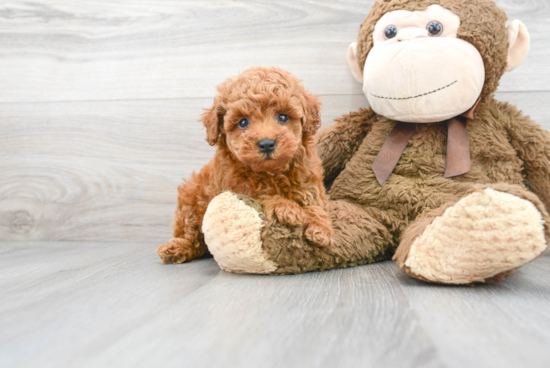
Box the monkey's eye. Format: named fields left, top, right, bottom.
left=238, top=118, right=250, bottom=129
left=384, top=25, right=397, bottom=39
left=277, top=114, right=290, bottom=124
left=427, top=21, right=443, bottom=36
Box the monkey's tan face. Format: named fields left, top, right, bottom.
left=363, top=5, right=485, bottom=123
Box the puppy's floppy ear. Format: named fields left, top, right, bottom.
left=300, top=93, right=322, bottom=137
left=201, top=101, right=225, bottom=146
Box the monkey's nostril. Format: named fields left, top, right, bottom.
left=258, top=139, right=276, bottom=154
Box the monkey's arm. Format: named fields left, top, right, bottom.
left=503, top=105, right=550, bottom=211
left=315, top=108, right=376, bottom=189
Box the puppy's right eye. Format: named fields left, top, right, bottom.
left=277, top=114, right=290, bottom=124
left=238, top=118, right=250, bottom=129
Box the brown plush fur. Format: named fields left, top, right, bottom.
left=223, top=0, right=550, bottom=281
left=314, top=98, right=550, bottom=281
left=157, top=67, right=332, bottom=263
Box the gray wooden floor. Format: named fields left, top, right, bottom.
left=1, top=242, right=550, bottom=368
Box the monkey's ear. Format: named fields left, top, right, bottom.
left=506, top=20, right=530, bottom=72
left=200, top=103, right=225, bottom=146
left=301, top=93, right=322, bottom=137
left=347, top=42, right=363, bottom=83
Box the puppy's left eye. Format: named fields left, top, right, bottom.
left=277, top=114, right=290, bottom=124
left=238, top=118, right=250, bottom=129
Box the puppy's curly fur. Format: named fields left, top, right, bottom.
left=157, top=67, right=332, bottom=264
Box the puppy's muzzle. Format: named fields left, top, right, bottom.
left=258, top=139, right=276, bottom=155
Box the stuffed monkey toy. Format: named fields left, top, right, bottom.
left=201, top=0, right=550, bottom=284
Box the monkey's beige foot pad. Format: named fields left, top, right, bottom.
left=203, top=192, right=277, bottom=274
left=405, top=188, right=547, bottom=284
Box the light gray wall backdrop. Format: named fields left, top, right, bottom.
left=1, top=0, right=549, bottom=242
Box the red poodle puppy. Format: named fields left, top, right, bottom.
left=157, top=67, right=332, bottom=264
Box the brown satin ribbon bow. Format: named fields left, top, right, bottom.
left=371, top=99, right=481, bottom=186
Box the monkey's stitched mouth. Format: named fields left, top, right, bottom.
left=371, top=80, right=458, bottom=101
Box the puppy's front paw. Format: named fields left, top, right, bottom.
left=302, top=205, right=333, bottom=246
left=264, top=200, right=306, bottom=226
left=157, top=238, right=194, bottom=264
left=305, top=221, right=333, bottom=247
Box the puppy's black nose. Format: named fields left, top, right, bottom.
left=258, top=139, right=276, bottom=154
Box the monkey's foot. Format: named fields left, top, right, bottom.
left=403, top=188, right=547, bottom=284
left=202, top=192, right=278, bottom=274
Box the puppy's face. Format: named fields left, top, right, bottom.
left=224, top=98, right=303, bottom=172
left=201, top=67, right=322, bottom=173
